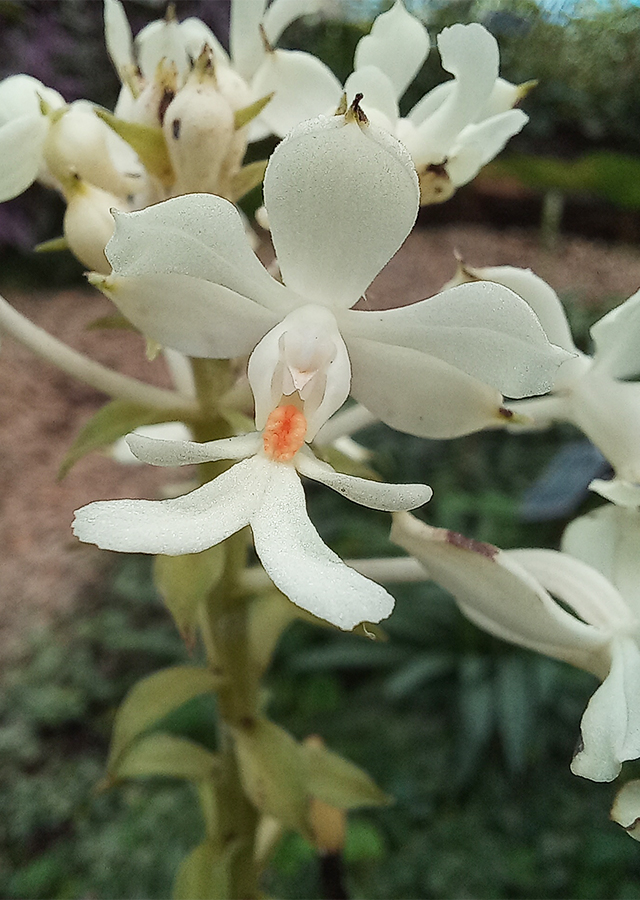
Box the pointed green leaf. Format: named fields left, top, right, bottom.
left=230, top=159, right=268, bottom=202
left=303, top=742, right=391, bottom=810
left=34, top=236, right=69, bottom=253
left=154, top=545, right=226, bottom=641
left=233, top=718, right=310, bottom=838
left=95, top=108, right=173, bottom=184
left=115, top=733, right=218, bottom=781
left=173, top=840, right=230, bottom=900
left=58, top=400, right=185, bottom=479
left=108, top=665, right=222, bottom=772
left=233, top=94, right=273, bottom=131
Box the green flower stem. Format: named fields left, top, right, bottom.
left=190, top=357, right=261, bottom=899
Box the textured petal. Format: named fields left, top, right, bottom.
left=107, top=194, right=296, bottom=315
left=73, top=456, right=269, bottom=555
left=571, top=637, right=640, bottom=781
left=104, top=0, right=134, bottom=77
left=296, top=450, right=432, bottom=510
left=446, top=109, right=528, bottom=186
left=591, top=288, right=640, bottom=380
left=354, top=0, right=429, bottom=100
left=0, top=115, right=47, bottom=201
left=342, top=280, right=569, bottom=398
left=112, top=422, right=192, bottom=465
left=96, top=272, right=278, bottom=358
left=562, top=504, right=640, bottom=620
left=264, top=114, right=419, bottom=309
left=509, top=547, right=634, bottom=633
left=126, top=432, right=261, bottom=466
left=344, top=66, right=399, bottom=131
left=412, top=24, right=499, bottom=164
left=250, top=463, right=395, bottom=629
left=391, top=514, right=610, bottom=674
left=251, top=49, right=342, bottom=137
left=346, top=335, right=507, bottom=439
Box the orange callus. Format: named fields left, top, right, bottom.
left=263, top=405, right=307, bottom=461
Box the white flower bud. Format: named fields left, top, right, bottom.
left=62, top=175, right=121, bottom=273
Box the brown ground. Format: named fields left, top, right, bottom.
left=1, top=223, right=640, bottom=660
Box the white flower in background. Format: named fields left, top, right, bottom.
left=0, top=74, right=140, bottom=204
left=73, top=302, right=433, bottom=631
left=392, top=504, right=640, bottom=782
left=449, top=264, right=640, bottom=506
left=92, top=107, right=567, bottom=442
left=251, top=1, right=529, bottom=202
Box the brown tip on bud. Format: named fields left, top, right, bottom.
left=446, top=530, right=498, bottom=560
left=193, top=45, right=217, bottom=83
left=334, top=92, right=347, bottom=116
left=345, top=93, right=368, bottom=127
left=418, top=163, right=455, bottom=205
left=259, top=22, right=273, bottom=53
left=165, top=2, right=177, bottom=23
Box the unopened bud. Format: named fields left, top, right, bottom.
left=130, top=59, right=178, bottom=129
left=62, top=175, right=120, bottom=273
left=417, top=163, right=455, bottom=206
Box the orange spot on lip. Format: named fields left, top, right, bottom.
left=263, top=405, right=307, bottom=462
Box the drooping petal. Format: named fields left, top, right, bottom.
left=342, top=280, right=570, bottom=398
left=446, top=109, right=528, bottom=187
left=106, top=194, right=296, bottom=315
left=126, top=432, right=262, bottom=466
left=104, top=0, right=134, bottom=79
left=591, top=288, right=640, bottom=380
left=391, top=514, right=610, bottom=675
left=251, top=49, right=342, bottom=137
left=346, top=335, right=508, bottom=439
left=95, top=272, right=278, bottom=358
left=0, top=115, right=48, bottom=202
left=250, top=462, right=395, bottom=629
left=571, top=637, right=640, bottom=781
left=264, top=114, right=419, bottom=310
left=296, top=450, right=432, bottom=510
left=508, top=547, right=635, bottom=633
left=73, top=456, right=269, bottom=555
left=344, top=66, right=399, bottom=131
left=562, top=504, right=640, bottom=620
left=354, top=0, right=429, bottom=100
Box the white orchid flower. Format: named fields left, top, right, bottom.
left=450, top=264, right=640, bottom=504
left=391, top=504, right=640, bottom=782
left=91, top=108, right=567, bottom=442
left=250, top=2, right=528, bottom=202
left=73, top=301, right=433, bottom=631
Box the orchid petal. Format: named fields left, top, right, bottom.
left=508, top=547, right=635, bottom=633
left=347, top=335, right=507, bottom=438
left=104, top=0, right=134, bottom=78
left=344, top=66, right=399, bottom=131
left=263, top=0, right=324, bottom=46
left=230, top=0, right=267, bottom=81
left=480, top=78, right=524, bottom=119
left=97, top=273, right=278, bottom=358
left=391, top=514, right=610, bottom=674
left=0, top=115, right=48, bottom=201
left=591, top=288, right=640, bottom=380
left=250, top=463, right=395, bottom=629
left=264, top=115, right=419, bottom=310
left=73, top=456, right=269, bottom=555
left=179, top=18, right=229, bottom=68
left=572, top=637, right=640, bottom=781
left=406, top=81, right=451, bottom=127
left=136, top=18, right=190, bottom=80
left=296, top=450, right=432, bottom=510
left=446, top=109, right=528, bottom=186
left=126, top=432, right=261, bottom=466
left=354, top=0, right=429, bottom=100
left=562, top=504, right=640, bottom=620
left=251, top=49, right=342, bottom=137
left=343, top=281, right=569, bottom=398
left=590, top=478, right=640, bottom=509
left=107, top=194, right=295, bottom=315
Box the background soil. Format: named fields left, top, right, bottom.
left=2, top=222, right=640, bottom=661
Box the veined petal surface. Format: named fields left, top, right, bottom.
left=107, top=194, right=295, bottom=315
left=97, top=272, right=279, bottom=358
left=73, top=456, right=270, bottom=555
left=354, top=0, right=430, bottom=100
left=251, top=463, right=395, bottom=629
left=127, top=432, right=262, bottom=466
left=264, top=115, right=419, bottom=309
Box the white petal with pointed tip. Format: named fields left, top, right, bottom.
left=354, top=0, right=429, bottom=100
left=346, top=336, right=504, bottom=439
left=591, top=288, right=640, bottom=380
left=230, top=0, right=267, bottom=80
left=0, top=115, right=48, bottom=201
left=590, top=478, right=640, bottom=509
left=251, top=49, right=342, bottom=137
left=73, top=456, right=269, bottom=555
left=446, top=109, right=528, bottom=187
left=104, top=0, right=134, bottom=77
left=127, top=432, right=261, bottom=467
left=296, top=451, right=432, bottom=510
left=571, top=637, right=640, bottom=782
left=250, top=463, right=395, bottom=629
left=264, top=115, right=418, bottom=310
left=107, top=195, right=295, bottom=315
left=263, top=0, right=324, bottom=46
left=99, top=273, right=278, bottom=358
left=136, top=18, right=189, bottom=80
